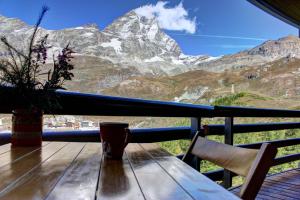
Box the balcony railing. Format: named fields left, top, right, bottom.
left=0, top=86, right=299, bottom=188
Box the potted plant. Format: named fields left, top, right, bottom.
left=0, top=7, right=74, bottom=147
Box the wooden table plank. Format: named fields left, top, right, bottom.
left=97, top=147, right=145, bottom=200
left=0, top=142, right=248, bottom=200
left=138, top=143, right=171, bottom=157
left=126, top=143, right=194, bottom=200
left=46, top=143, right=102, bottom=200
left=0, top=144, right=11, bottom=155
left=0, top=142, right=84, bottom=200
left=140, top=143, right=240, bottom=200
left=0, top=142, right=67, bottom=196
left=0, top=142, right=50, bottom=168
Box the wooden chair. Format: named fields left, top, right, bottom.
left=182, top=131, right=277, bottom=200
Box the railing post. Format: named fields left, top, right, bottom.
left=223, top=117, right=233, bottom=188
left=190, top=117, right=202, bottom=171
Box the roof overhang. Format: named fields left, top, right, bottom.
left=248, top=0, right=300, bottom=29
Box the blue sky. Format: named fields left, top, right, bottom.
left=0, top=0, right=297, bottom=56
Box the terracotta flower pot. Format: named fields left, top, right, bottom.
left=11, top=109, right=43, bottom=147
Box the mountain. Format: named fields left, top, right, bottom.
left=105, top=56, right=300, bottom=107
left=1, top=10, right=299, bottom=76
left=1, top=10, right=300, bottom=104
left=0, top=11, right=215, bottom=76
left=103, top=11, right=181, bottom=58
left=195, top=35, right=300, bottom=72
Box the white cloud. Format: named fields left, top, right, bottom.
left=135, top=1, right=196, bottom=34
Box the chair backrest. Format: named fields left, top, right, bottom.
left=182, top=133, right=277, bottom=200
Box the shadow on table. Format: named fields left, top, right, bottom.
left=99, top=157, right=130, bottom=198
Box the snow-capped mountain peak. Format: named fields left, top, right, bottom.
left=0, top=10, right=211, bottom=75
left=103, top=10, right=182, bottom=58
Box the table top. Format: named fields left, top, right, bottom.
left=0, top=142, right=240, bottom=200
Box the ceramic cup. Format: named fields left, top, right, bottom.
left=100, top=122, right=131, bottom=159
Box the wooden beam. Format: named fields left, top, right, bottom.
left=223, top=117, right=234, bottom=188
left=204, top=122, right=300, bottom=135
left=190, top=117, right=202, bottom=171
left=273, top=154, right=300, bottom=166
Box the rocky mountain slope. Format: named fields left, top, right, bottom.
left=104, top=56, right=300, bottom=106
left=196, top=35, right=300, bottom=72
left=2, top=9, right=300, bottom=76
left=0, top=10, right=214, bottom=76
left=1, top=9, right=300, bottom=104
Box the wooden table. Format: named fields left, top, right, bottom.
left=0, top=142, right=240, bottom=200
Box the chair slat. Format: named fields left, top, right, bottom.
left=191, top=137, right=258, bottom=176
left=240, top=143, right=277, bottom=200
left=184, top=136, right=277, bottom=200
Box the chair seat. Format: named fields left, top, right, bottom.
left=230, top=168, right=300, bottom=200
